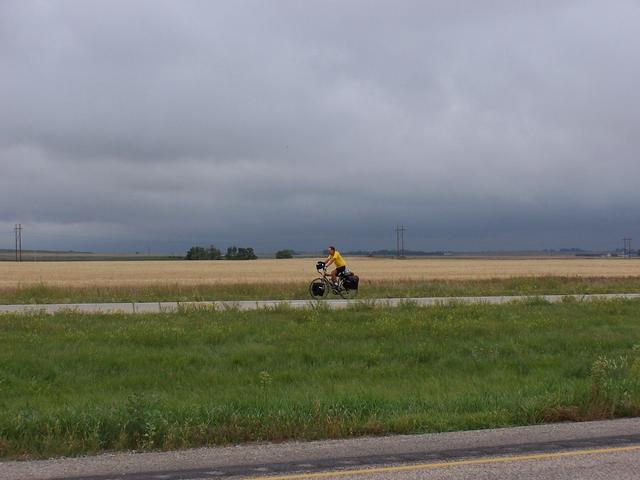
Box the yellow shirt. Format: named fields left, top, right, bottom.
left=329, top=250, right=346, bottom=268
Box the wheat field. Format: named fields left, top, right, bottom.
left=1, top=258, right=639, bottom=288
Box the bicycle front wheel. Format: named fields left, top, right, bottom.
left=309, top=277, right=330, bottom=299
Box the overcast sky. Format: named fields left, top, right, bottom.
left=1, top=0, right=639, bottom=253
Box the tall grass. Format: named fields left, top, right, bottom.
left=2, top=299, right=640, bottom=459
left=1, top=276, right=640, bottom=304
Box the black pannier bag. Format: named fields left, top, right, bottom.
left=311, top=282, right=326, bottom=296
left=343, top=274, right=359, bottom=290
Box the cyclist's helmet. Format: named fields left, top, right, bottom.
left=316, top=261, right=325, bottom=270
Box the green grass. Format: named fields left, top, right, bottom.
left=2, top=299, right=640, bottom=459
left=2, top=276, right=640, bottom=304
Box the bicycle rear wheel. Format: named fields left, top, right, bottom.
left=338, top=284, right=358, bottom=299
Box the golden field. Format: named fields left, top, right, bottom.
left=1, top=257, right=639, bottom=287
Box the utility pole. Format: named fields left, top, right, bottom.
left=395, top=225, right=407, bottom=258
left=622, top=237, right=632, bottom=258
left=14, top=224, right=22, bottom=262
left=395, top=226, right=399, bottom=258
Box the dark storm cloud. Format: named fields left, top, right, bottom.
left=1, top=0, right=639, bottom=252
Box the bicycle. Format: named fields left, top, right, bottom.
left=309, top=261, right=359, bottom=300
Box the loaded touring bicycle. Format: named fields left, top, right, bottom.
left=309, top=261, right=359, bottom=299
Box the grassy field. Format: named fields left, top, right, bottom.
left=0, top=258, right=639, bottom=304
left=1, top=276, right=640, bottom=304
left=2, top=299, right=640, bottom=459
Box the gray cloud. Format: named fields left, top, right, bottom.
left=1, top=0, right=639, bottom=253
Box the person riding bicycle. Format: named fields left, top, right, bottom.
left=324, top=246, right=347, bottom=286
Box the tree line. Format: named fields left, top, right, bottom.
left=185, top=246, right=296, bottom=260
left=185, top=245, right=257, bottom=260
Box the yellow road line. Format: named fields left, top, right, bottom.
left=246, top=444, right=640, bottom=480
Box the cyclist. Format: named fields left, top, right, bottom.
left=324, top=246, right=347, bottom=286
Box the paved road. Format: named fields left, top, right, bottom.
left=1, top=293, right=639, bottom=314
left=2, top=418, right=639, bottom=480
left=296, top=448, right=640, bottom=480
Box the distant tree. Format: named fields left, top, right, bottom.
left=275, top=249, right=294, bottom=259
left=185, top=246, right=208, bottom=260
left=186, top=245, right=222, bottom=260
left=206, top=245, right=222, bottom=260
left=225, top=246, right=258, bottom=260
left=240, top=247, right=257, bottom=260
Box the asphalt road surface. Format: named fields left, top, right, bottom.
left=2, top=418, right=639, bottom=480
left=1, top=293, right=640, bottom=314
